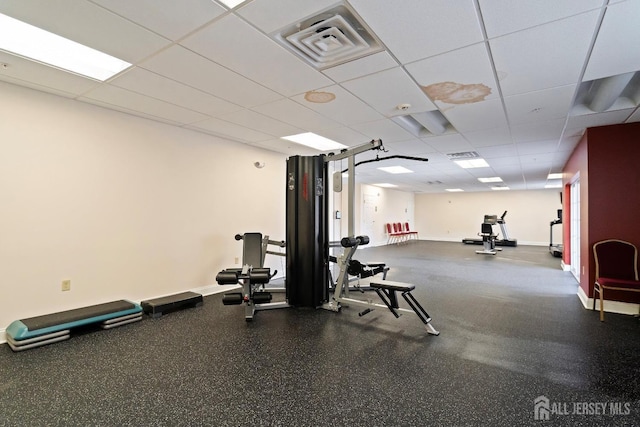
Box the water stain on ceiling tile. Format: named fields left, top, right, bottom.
left=304, top=90, right=336, bottom=103
left=422, top=82, right=491, bottom=104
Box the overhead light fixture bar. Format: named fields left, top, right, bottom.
left=547, top=173, right=563, bottom=180
left=0, top=13, right=131, bottom=81
left=281, top=132, right=347, bottom=151
left=373, top=183, right=398, bottom=188
left=445, top=188, right=464, bottom=192
left=491, top=186, right=510, bottom=191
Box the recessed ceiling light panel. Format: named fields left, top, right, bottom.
left=377, top=166, right=413, bottom=174
left=281, top=132, right=347, bottom=151
left=0, top=13, right=131, bottom=81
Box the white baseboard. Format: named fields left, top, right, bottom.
left=577, top=285, right=640, bottom=316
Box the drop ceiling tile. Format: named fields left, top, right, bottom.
left=217, top=109, right=301, bottom=137
left=478, top=0, right=605, bottom=38
left=462, top=126, right=512, bottom=148
left=583, top=0, right=640, bottom=81
left=348, top=0, right=484, bottom=64
left=181, top=14, right=333, bottom=97
left=291, top=85, right=383, bottom=125
left=79, top=85, right=210, bottom=124
left=322, top=52, right=398, bottom=83
left=251, top=98, right=342, bottom=133
left=350, top=119, right=415, bottom=142
left=0, top=75, right=81, bottom=100
left=0, top=51, right=100, bottom=96
left=565, top=108, right=636, bottom=132
left=476, top=144, right=518, bottom=159
left=187, top=118, right=275, bottom=143
left=515, top=139, right=559, bottom=155
left=79, top=98, right=184, bottom=126
left=518, top=152, right=555, bottom=165
left=489, top=157, right=522, bottom=168
left=628, top=108, right=640, bottom=123
left=251, top=138, right=320, bottom=157
left=140, top=46, right=282, bottom=107
left=405, top=43, right=499, bottom=102
left=427, top=134, right=474, bottom=154
left=442, top=98, right=508, bottom=132
left=90, top=0, right=226, bottom=41
left=384, top=139, right=437, bottom=156
left=504, top=85, right=576, bottom=124
left=237, top=0, right=337, bottom=34
left=314, top=126, right=370, bottom=147
left=110, top=67, right=243, bottom=116
left=490, top=10, right=600, bottom=96
left=341, top=67, right=436, bottom=116
left=510, top=118, right=566, bottom=143
left=0, top=0, right=170, bottom=63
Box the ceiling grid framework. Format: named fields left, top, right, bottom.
left=0, top=0, right=638, bottom=193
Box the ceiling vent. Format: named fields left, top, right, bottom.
left=272, top=3, right=384, bottom=70
left=446, top=151, right=480, bottom=160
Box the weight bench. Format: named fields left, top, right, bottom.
left=367, top=280, right=440, bottom=335
left=5, top=300, right=143, bottom=351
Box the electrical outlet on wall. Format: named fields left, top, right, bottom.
left=61, top=279, right=71, bottom=291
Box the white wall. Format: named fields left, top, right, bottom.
left=414, top=189, right=563, bottom=245
left=0, top=82, right=286, bottom=332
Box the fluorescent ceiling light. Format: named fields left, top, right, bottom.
left=446, top=188, right=464, bottom=192
left=373, top=183, right=397, bottom=188
left=547, top=173, right=563, bottom=179
left=454, top=158, right=489, bottom=169
left=545, top=183, right=562, bottom=189
left=378, top=166, right=413, bottom=174
left=0, top=13, right=131, bottom=81
left=281, top=132, right=347, bottom=151
left=218, top=0, right=246, bottom=8
left=491, top=186, right=510, bottom=191
left=478, top=177, right=502, bottom=183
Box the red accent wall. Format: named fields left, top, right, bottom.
left=562, top=122, right=640, bottom=298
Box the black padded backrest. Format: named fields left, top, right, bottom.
left=481, top=223, right=493, bottom=234
left=243, top=233, right=263, bottom=267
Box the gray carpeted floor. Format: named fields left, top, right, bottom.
left=1, top=241, right=639, bottom=426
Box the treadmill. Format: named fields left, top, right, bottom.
left=549, top=209, right=563, bottom=257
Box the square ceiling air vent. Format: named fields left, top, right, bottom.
left=272, top=3, right=384, bottom=70
left=446, top=151, right=480, bottom=160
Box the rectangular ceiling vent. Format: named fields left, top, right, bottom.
left=446, top=151, right=480, bottom=160
left=272, top=3, right=384, bottom=70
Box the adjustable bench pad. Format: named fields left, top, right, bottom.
left=370, top=280, right=415, bottom=292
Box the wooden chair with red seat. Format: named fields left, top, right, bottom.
left=385, top=223, right=401, bottom=244
left=592, top=239, right=640, bottom=321
left=403, top=222, right=418, bottom=240
left=393, top=222, right=408, bottom=243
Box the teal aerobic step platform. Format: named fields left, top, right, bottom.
left=6, top=300, right=142, bottom=351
